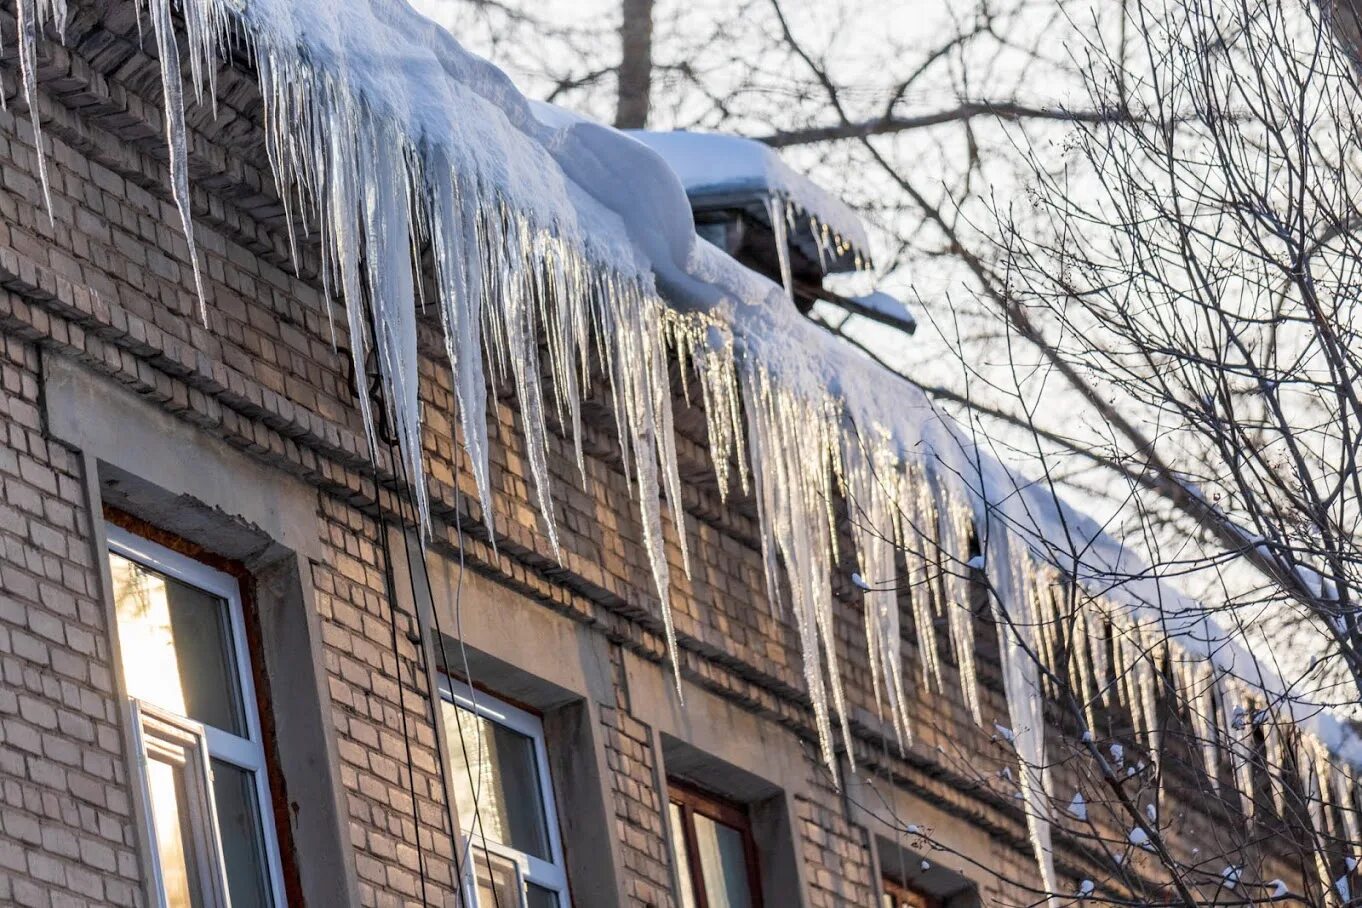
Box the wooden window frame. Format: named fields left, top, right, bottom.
left=667, top=778, right=764, bottom=908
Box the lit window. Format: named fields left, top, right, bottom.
left=667, top=780, right=762, bottom=908
left=107, top=525, right=285, bottom=908
left=440, top=677, right=570, bottom=908
left=882, top=877, right=942, bottom=908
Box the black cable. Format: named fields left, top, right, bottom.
left=387, top=453, right=498, bottom=907
left=357, top=287, right=435, bottom=908
left=380, top=388, right=506, bottom=908
left=374, top=484, right=435, bottom=908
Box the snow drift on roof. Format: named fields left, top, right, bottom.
left=631, top=129, right=872, bottom=270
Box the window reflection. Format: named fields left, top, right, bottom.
left=211, top=759, right=273, bottom=908
left=471, top=846, right=521, bottom=908
left=146, top=750, right=207, bottom=908
left=667, top=781, right=761, bottom=908
left=443, top=703, right=551, bottom=860
left=694, top=813, right=753, bottom=908
left=110, top=552, right=245, bottom=736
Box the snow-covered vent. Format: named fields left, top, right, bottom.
left=7, top=0, right=1361, bottom=892
left=632, top=130, right=872, bottom=276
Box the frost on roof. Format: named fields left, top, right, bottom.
left=10, top=0, right=1362, bottom=893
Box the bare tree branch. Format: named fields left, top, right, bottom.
left=757, top=100, right=1134, bottom=147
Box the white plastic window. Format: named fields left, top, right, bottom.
left=107, top=525, right=286, bottom=908
left=440, top=677, right=571, bottom=908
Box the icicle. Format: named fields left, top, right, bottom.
left=677, top=317, right=745, bottom=500
left=1264, top=714, right=1289, bottom=816
left=146, top=0, right=208, bottom=322
left=743, top=370, right=852, bottom=773
left=846, top=432, right=912, bottom=749
left=425, top=163, right=494, bottom=532
left=1336, top=769, right=1360, bottom=859
left=765, top=195, right=795, bottom=302
left=1178, top=661, right=1222, bottom=792
left=896, top=459, right=944, bottom=691
left=941, top=491, right=981, bottom=723
left=1221, top=681, right=1255, bottom=820
left=1303, top=743, right=1338, bottom=906
left=360, top=120, right=428, bottom=528
left=1138, top=633, right=1162, bottom=756
left=1090, top=611, right=1111, bottom=708
left=14, top=0, right=54, bottom=221
left=985, top=533, right=1057, bottom=899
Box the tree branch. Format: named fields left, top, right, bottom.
left=757, top=101, right=1133, bottom=147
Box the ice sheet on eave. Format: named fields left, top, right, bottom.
left=629, top=130, right=871, bottom=264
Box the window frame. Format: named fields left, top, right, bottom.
left=667, top=778, right=764, bottom=908
left=129, top=699, right=232, bottom=908
left=107, top=523, right=287, bottom=908
left=439, top=675, right=571, bottom=907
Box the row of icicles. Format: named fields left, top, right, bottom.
left=4, top=0, right=1359, bottom=897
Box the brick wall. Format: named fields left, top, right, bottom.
left=0, top=335, right=142, bottom=908
left=798, top=773, right=876, bottom=907
left=0, top=2, right=1322, bottom=906
left=603, top=647, right=675, bottom=908
left=313, top=501, right=460, bottom=907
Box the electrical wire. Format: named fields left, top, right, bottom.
left=383, top=414, right=508, bottom=908
left=374, top=474, right=436, bottom=908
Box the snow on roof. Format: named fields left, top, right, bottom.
left=14, top=0, right=1360, bottom=889
left=630, top=130, right=872, bottom=270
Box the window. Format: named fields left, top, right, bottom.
left=667, top=780, right=763, bottom=908
left=440, top=677, right=570, bottom=908
left=107, top=525, right=285, bottom=908
left=882, top=877, right=942, bottom=908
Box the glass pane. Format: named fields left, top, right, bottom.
left=110, top=552, right=246, bottom=736
left=694, top=813, right=754, bottom=908
left=668, top=802, right=698, bottom=908
left=526, top=881, right=559, bottom=908
left=146, top=749, right=207, bottom=908
left=211, top=759, right=274, bottom=908
left=470, top=846, right=521, bottom=908
left=442, top=699, right=551, bottom=861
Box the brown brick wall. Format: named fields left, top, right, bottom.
left=0, top=3, right=1319, bottom=906
left=798, top=773, right=876, bottom=908
left=312, top=501, right=460, bottom=907
left=0, top=335, right=142, bottom=908
left=603, top=645, right=675, bottom=908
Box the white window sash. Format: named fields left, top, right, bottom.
left=131, top=700, right=232, bottom=908
left=440, top=677, right=572, bottom=905
left=107, top=524, right=287, bottom=908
